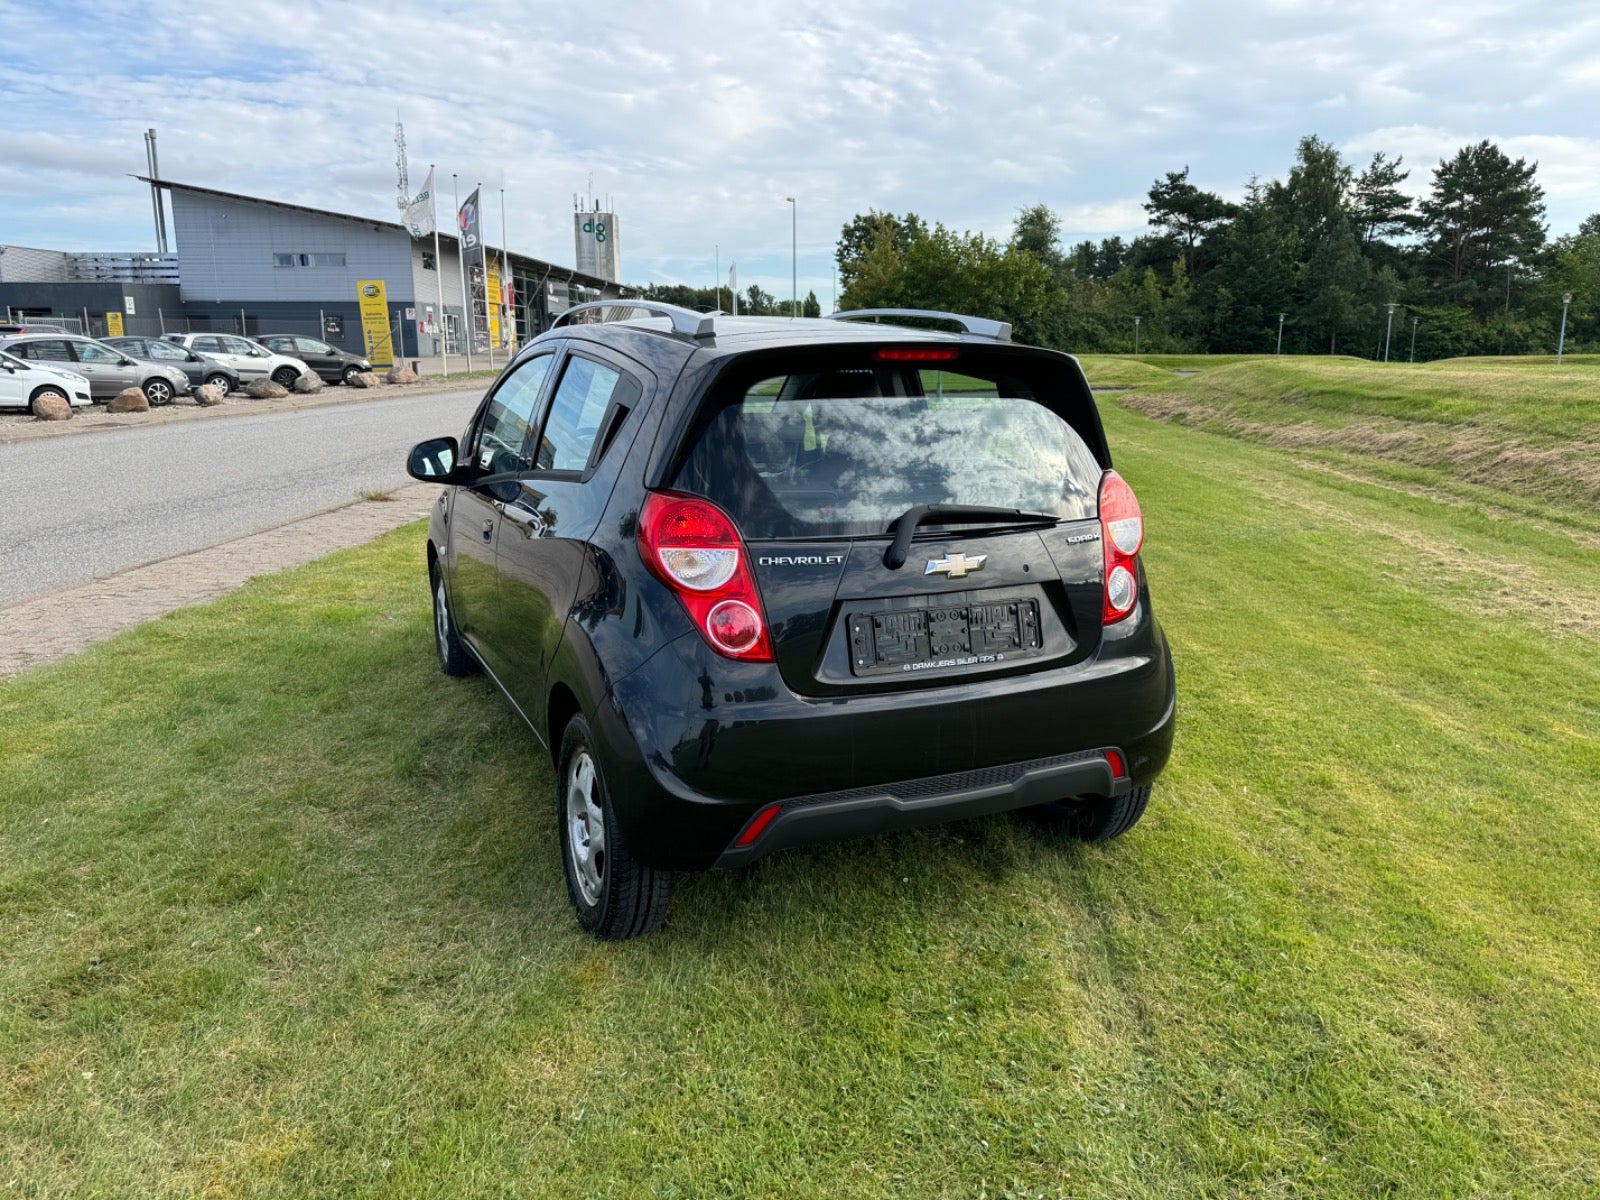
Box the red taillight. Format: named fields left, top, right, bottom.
left=735, top=803, right=783, bottom=847
left=1106, top=749, right=1126, bottom=778
left=638, top=491, right=775, bottom=662
left=874, top=347, right=960, bottom=362
left=1099, top=470, right=1144, bottom=624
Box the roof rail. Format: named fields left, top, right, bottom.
left=824, top=308, right=1013, bottom=343
left=553, top=300, right=715, bottom=340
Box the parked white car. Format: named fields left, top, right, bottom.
left=162, top=333, right=309, bottom=388
left=0, top=349, right=94, bottom=413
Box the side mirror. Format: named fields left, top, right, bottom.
left=120, top=357, right=136, bottom=366
left=407, top=436, right=461, bottom=482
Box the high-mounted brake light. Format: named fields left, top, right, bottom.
left=638, top=492, right=775, bottom=662
left=1099, top=471, right=1144, bottom=624
left=874, top=347, right=960, bottom=362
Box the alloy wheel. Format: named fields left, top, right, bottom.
left=565, top=751, right=607, bottom=907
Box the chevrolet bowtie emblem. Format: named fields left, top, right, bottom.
left=925, top=552, right=987, bottom=578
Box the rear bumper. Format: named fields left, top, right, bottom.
left=593, top=613, right=1176, bottom=872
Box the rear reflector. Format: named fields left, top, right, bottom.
left=1106, top=749, right=1126, bottom=778
left=875, top=347, right=960, bottom=362
left=736, top=803, right=783, bottom=847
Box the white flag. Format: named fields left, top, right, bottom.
left=729, top=262, right=738, bottom=315
left=403, top=167, right=436, bottom=239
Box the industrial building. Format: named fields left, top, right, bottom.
left=1, top=180, right=632, bottom=364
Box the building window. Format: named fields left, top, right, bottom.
left=273, top=252, right=347, bottom=268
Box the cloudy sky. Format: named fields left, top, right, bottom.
left=2, top=0, right=1597, bottom=303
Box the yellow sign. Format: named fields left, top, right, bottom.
left=486, top=271, right=502, bottom=348
left=105, top=312, right=124, bottom=337
left=356, top=279, right=393, bottom=367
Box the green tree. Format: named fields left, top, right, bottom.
left=1143, top=167, right=1236, bottom=278
left=835, top=210, right=927, bottom=292
left=1011, top=203, right=1064, bottom=275
left=1349, top=152, right=1417, bottom=248
left=1269, top=136, right=1369, bottom=352
left=1419, top=140, right=1546, bottom=306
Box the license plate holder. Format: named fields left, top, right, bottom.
left=847, top=599, right=1042, bottom=677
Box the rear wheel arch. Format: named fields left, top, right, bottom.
left=547, top=683, right=581, bottom=765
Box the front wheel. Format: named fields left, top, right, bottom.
left=29, top=387, right=68, bottom=416
left=1029, top=784, right=1152, bottom=842
left=430, top=560, right=478, bottom=678
left=271, top=366, right=300, bottom=388
left=203, top=373, right=232, bottom=396
left=558, top=715, right=674, bottom=939
left=342, top=364, right=363, bottom=385
left=142, top=378, right=174, bottom=406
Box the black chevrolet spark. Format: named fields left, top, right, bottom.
left=406, top=304, right=1175, bottom=939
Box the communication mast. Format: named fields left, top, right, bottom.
left=395, top=116, right=410, bottom=210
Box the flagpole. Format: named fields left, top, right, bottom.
left=500, top=186, right=512, bottom=352
left=476, top=182, right=495, bottom=371
left=453, top=173, right=473, bottom=373
left=715, top=244, right=720, bottom=313
left=431, top=165, right=448, bottom=379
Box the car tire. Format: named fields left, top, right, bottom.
left=142, top=378, right=174, bottom=406
left=271, top=366, right=300, bottom=388
left=203, top=373, right=232, bottom=396
left=29, top=387, right=68, bottom=416
left=1030, top=784, right=1152, bottom=842
left=557, top=714, right=673, bottom=940
left=430, top=560, right=479, bottom=678
left=342, top=364, right=363, bottom=385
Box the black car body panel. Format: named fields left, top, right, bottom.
left=416, top=309, right=1175, bottom=889
left=258, top=334, right=371, bottom=382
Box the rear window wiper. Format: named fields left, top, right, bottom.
left=883, top=504, right=1059, bottom=569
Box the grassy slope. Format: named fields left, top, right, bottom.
left=4, top=407, right=1600, bottom=1196
left=1115, top=357, right=1600, bottom=520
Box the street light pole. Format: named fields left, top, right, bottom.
left=1384, top=302, right=1398, bottom=362
left=1409, top=316, right=1419, bottom=363
left=1133, top=315, right=1141, bottom=354
left=784, top=197, right=797, bottom=318
left=1558, top=292, right=1572, bottom=364
left=1276, top=312, right=1285, bottom=356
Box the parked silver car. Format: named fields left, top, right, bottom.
left=161, top=333, right=308, bottom=388
left=103, top=336, right=242, bottom=396
left=0, top=349, right=94, bottom=412
left=0, top=334, right=190, bottom=405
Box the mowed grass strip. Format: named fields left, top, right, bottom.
left=3, top=403, right=1600, bottom=1196
left=1115, top=356, right=1600, bottom=520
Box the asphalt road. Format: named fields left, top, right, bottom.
left=0, top=389, right=483, bottom=607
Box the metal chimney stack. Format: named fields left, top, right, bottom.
left=144, top=129, right=169, bottom=253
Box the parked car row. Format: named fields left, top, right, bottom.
left=0, top=328, right=371, bottom=415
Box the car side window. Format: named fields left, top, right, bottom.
left=147, top=342, right=185, bottom=360
left=22, top=340, right=73, bottom=362
left=75, top=342, right=121, bottom=363
left=224, top=337, right=256, bottom=355
left=297, top=338, right=331, bottom=355
left=533, top=354, right=635, bottom=472
left=194, top=336, right=223, bottom=354
left=473, top=354, right=555, bottom=473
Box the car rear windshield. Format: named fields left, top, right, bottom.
left=670, top=353, right=1104, bottom=539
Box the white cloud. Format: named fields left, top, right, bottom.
left=3, top=0, right=1598, bottom=298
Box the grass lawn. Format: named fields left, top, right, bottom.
left=4, top=401, right=1600, bottom=1196
left=1114, top=356, right=1600, bottom=521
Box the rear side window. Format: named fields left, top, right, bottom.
left=535, top=355, right=627, bottom=472
left=671, top=357, right=1103, bottom=538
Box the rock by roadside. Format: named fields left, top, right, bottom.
left=32, top=394, right=73, bottom=421
left=244, top=379, right=289, bottom=399
left=385, top=365, right=420, bottom=385
left=108, top=388, right=151, bottom=413
left=193, top=383, right=225, bottom=406
left=348, top=371, right=382, bottom=389
left=293, top=372, right=325, bottom=394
